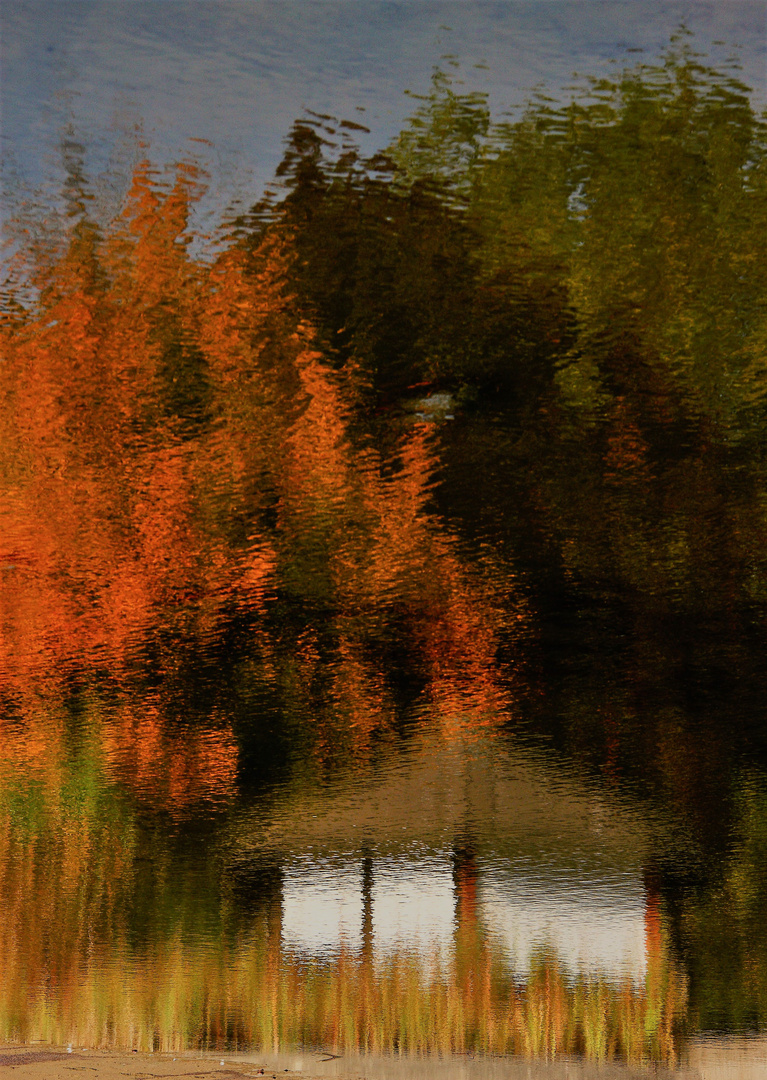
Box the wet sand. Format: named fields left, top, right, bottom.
left=0, top=1045, right=703, bottom=1080
left=3, top=1040, right=767, bottom=1080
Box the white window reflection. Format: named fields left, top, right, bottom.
left=372, top=855, right=455, bottom=959
left=281, top=857, right=363, bottom=955
left=479, top=867, right=648, bottom=983
left=279, top=850, right=649, bottom=984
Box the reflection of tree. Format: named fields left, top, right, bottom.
left=1, top=132, right=523, bottom=804
left=239, top=42, right=767, bottom=803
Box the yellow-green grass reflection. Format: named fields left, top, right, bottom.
left=1, top=911, right=687, bottom=1064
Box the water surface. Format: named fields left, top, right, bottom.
left=2, top=2, right=767, bottom=1071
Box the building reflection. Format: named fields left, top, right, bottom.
left=273, top=845, right=650, bottom=984
left=235, top=735, right=660, bottom=986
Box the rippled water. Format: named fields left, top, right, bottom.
left=2, top=3, right=767, bottom=1074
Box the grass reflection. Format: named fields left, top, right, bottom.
left=1, top=928, right=687, bottom=1064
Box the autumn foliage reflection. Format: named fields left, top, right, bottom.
left=1, top=151, right=518, bottom=817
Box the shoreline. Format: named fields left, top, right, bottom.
left=4, top=1040, right=766, bottom=1080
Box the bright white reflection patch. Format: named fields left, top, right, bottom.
left=279, top=852, right=648, bottom=981
left=479, top=867, right=647, bottom=982
left=372, top=854, right=455, bottom=959
left=281, top=857, right=363, bottom=955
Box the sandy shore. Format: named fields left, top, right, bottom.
left=2, top=1040, right=765, bottom=1080
left=0, top=1045, right=696, bottom=1080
